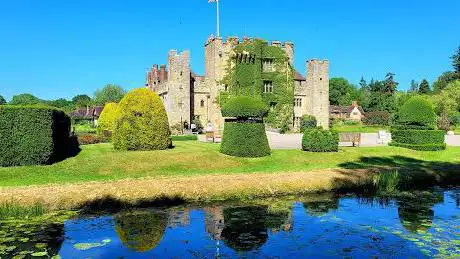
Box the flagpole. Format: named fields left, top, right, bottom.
left=216, top=0, right=220, bottom=37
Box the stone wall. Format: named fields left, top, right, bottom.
left=305, top=59, right=330, bottom=129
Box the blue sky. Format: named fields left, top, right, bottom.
left=0, top=0, right=459, bottom=101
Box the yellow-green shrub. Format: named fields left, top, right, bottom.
left=96, top=102, right=118, bottom=138
left=112, top=88, right=171, bottom=150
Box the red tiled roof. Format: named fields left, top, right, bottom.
left=294, top=70, right=306, bottom=81
left=70, top=106, right=104, bottom=119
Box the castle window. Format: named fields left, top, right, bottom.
left=264, top=81, right=273, bottom=93
left=320, top=77, right=323, bottom=81
left=263, top=58, right=274, bottom=72
left=224, top=85, right=228, bottom=91
left=294, top=98, right=302, bottom=107
left=200, top=100, right=205, bottom=107
left=294, top=116, right=301, bottom=127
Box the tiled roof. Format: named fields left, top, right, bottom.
left=330, top=105, right=365, bottom=115
left=70, top=106, right=104, bottom=119
left=294, top=70, right=306, bottom=81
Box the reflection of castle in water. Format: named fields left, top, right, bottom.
left=167, top=208, right=191, bottom=227
left=204, top=207, right=225, bottom=240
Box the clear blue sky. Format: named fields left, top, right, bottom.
left=1, top=0, right=459, bottom=101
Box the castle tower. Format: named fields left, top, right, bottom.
left=167, top=50, right=192, bottom=126
left=282, top=42, right=295, bottom=66
left=306, top=59, right=330, bottom=129
left=204, top=36, right=233, bottom=133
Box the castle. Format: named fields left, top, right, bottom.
left=146, top=35, right=330, bottom=133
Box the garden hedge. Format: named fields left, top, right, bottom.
left=220, top=121, right=271, bottom=157
left=96, top=102, right=118, bottom=138
left=300, top=115, right=317, bottom=132
left=397, top=96, right=437, bottom=129
left=390, top=129, right=446, bottom=151
left=302, top=128, right=339, bottom=152
left=221, top=96, right=268, bottom=119
left=112, top=88, right=171, bottom=151
left=0, top=105, right=78, bottom=166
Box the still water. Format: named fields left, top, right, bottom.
left=1, top=188, right=459, bottom=258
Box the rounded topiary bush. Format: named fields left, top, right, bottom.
left=397, top=96, right=436, bottom=129
left=112, top=88, right=171, bottom=150
left=220, top=96, right=270, bottom=158
left=96, top=102, right=118, bottom=139
left=302, top=128, right=339, bottom=152
left=391, top=96, right=446, bottom=151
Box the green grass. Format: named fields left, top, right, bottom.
left=73, top=123, right=96, bottom=134
left=332, top=124, right=390, bottom=133
left=0, top=202, right=46, bottom=219
left=171, top=135, right=198, bottom=141
left=0, top=141, right=459, bottom=187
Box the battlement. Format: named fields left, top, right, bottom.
left=205, top=35, right=294, bottom=50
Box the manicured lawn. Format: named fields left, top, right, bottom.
left=332, top=124, right=390, bottom=133
left=0, top=141, right=459, bottom=187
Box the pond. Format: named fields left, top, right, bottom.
left=1, top=187, right=459, bottom=258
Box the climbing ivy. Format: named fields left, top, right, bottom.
left=221, top=39, right=295, bottom=131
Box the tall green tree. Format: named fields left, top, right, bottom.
left=94, top=84, right=126, bottom=106
left=383, top=72, right=398, bottom=94
left=418, top=79, right=431, bottom=94
left=329, top=77, right=358, bottom=106
left=72, top=94, right=92, bottom=108
left=409, top=80, right=419, bottom=93
left=0, top=95, right=6, bottom=105
left=9, top=93, right=42, bottom=105
left=433, top=71, right=459, bottom=93
left=451, top=45, right=460, bottom=73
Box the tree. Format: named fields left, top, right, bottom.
left=94, top=84, right=126, bottom=106
left=409, top=80, right=419, bottom=93
left=359, top=76, right=368, bottom=91
left=433, top=80, right=460, bottom=116
left=72, top=94, right=92, bottom=108
left=329, top=78, right=358, bottom=106
left=418, top=79, right=431, bottom=94
left=451, top=45, right=460, bottom=73
left=383, top=72, right=398, bottom=94
left=9, top=93, right=42, bottom=105
left=96, top=102, right=119, bottom=138
left=433, top=71, right=459, bottom=93
left=0, top=95, right=6, bottom=105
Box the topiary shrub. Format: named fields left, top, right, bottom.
left=112, top=88, right=171, bottom=151
left=397, top=96, right=437, bottom=129
left=391, top=96, right=446, bottom=151
left=363, top=111, right=390, bottom=126
left=220, top=96, right=270, bottom=158
left=300, top=115, right=317, bottom=132
left=302, top=128, right=339, bottom=152
left=96, top=102, right=118, bottom=139
left=0, top=105, right=79, bottom=166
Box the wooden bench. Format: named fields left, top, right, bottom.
left=339, top=132, right=361, bottom=147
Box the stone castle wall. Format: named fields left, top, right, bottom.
left=146, top=36, right=330, bottom=132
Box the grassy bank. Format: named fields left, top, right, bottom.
left=0, top=141, right=459, bottom=187
left=0, top=141, right=459, bottom=209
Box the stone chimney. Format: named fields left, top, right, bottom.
left=160, top=65, right=166, bottom=82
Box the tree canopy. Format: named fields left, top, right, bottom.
left=94, top=84, right=126, bottom=105
left=72, top=94, right=92, bottom=108
left=418, top=79, right=431, bottom=94
left=329, top=78, right=358, bottom=106
left=451, top=45, right=460, bottom=73
left=9, top=93, right=42, bottom=105
left=0, top=95, right=6, bottom=105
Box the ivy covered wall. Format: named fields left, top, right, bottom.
left=221, top=39, right=295, bottom=131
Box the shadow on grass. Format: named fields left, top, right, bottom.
left=77, top=195, right=186, bottom=215
left=332, top=155, right=460, bottom=192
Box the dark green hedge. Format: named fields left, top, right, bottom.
left=391, top=129, right=445, bottom=145
left=390, top=129, right=446, bottom=151
left=220, top=121, right=270, bottom=158
left=300, top=115, right=317, bottom=132
left=302, top=128, right=339, bottom=152
left=389, top=142, right=447, bottom=151
left=0, top=105, right=79, bottom=167
left=221, top=96, right=268, bottom=119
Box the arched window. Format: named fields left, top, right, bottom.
left=200, top=100, right=205, bottom=107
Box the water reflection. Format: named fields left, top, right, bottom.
left=1, top=188, right=458, bottom=258
left=114, top=210, right=167, bottom=252
left=302, top=194, right=339, bottom=216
